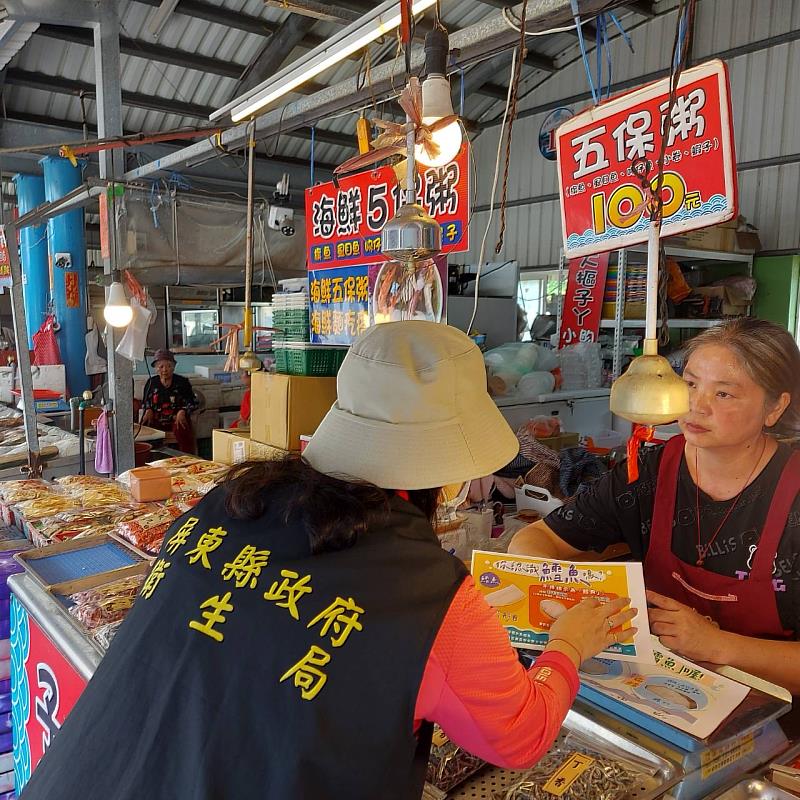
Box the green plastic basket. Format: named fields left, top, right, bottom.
left=273, top=309, right=310, bottom=326
left=272, top=320, right=311, bottom=342
left=273, top=344, right=348, bottom=376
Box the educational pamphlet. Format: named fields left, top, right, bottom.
left=579, top=636, right=751, bottom=739
left=470, top=551, right=653, bottom=662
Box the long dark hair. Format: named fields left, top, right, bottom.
left=223, top=456, right=440, bottom=554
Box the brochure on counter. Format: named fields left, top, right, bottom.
left=578, top=636, right=751, bottom=742
left=470, top=551, right=653, bottom=663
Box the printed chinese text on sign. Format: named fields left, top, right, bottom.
left=555, top=59, right=737, bottom=259
left=305, top=143, right=470, bottom=270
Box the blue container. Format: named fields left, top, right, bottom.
left=13, top=174, right=49, bottom=349
left=40, top=156, right=89, bottom=397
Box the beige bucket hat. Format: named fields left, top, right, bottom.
left=303, top=321, right=519, bottom=490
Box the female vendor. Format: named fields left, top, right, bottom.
left=510, top=318, right=800, bottom=695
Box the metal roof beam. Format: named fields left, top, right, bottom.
left=123, top=0, right=623, bottom=182
left=0, top=115, right=336, bottom=184
left=621, top=1, right=655, bottom=18
left=525, top=51, right=557, bottom=72
left=263, top=0, right=360, bottom=24
left=35, top=23, right=241, bottom=79
left=129, top=0, right=355, bottom=56
left=234, top=14, right=318, bottom=98
left=32, top=25, right=326, bottom=93
left=3, top=70, right=356, bottom=149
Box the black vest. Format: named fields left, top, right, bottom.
left=21, top=488, right=467, bottom=800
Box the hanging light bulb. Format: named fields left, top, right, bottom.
left=103, top=280, right=133, bottom=328
left=414, top=26, right=463, bottom=168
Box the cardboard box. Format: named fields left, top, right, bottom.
left=212, top=429, right=289, bottom=465
left=664, top=214, right=762, bottom=254
left=250, top=373, right=337, bottom=451
left=694, top=286, right=747, bottom=316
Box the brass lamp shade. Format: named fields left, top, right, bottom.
left=381, top=202, right=442, bottom=261
left=238, top=350, right=262, bottom=372
left=610, top=346, right=689, bottom=426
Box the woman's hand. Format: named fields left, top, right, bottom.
left=546, top=596, right=637, bottom=667
left=646, top=590, right=728, bottom=663
left=141, top=409, right=154, bottom=426
left=175, top=409, right=189, bottom=430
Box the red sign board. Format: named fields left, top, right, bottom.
left=0, top=226, right=11, bottom=289
left=556, top=59, right=737, bottom=259
left=559, top=252, right=610, bottom=348
left=12, top=598, right=88, bottom=792
left=305, top=143, right=470, bottom=269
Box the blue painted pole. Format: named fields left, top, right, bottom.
left=40, top=156, right=89, bottom=397
left=12, top=174, right=49, bottom=349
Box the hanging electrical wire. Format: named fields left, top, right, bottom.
left=466, top=48, right=518, bottom=336
left=494, top=0, right=529, bottom=256
left=653, top=0, right=697, bottom=344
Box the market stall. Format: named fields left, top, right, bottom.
left=0, top=0, right=796, bottom=798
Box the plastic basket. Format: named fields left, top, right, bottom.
left=273, top=344, right=348, bottom=376
left=273, top=309, right=310, bottom=325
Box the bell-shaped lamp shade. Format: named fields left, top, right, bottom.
left=103, top=281, right=133, bottom=328
left=414, top=75, right=463, bottom=168
left=610, top=341, right=690, bottom=425
left=238, top=350, right=262, bottom=372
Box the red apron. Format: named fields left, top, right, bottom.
left=644, top=434, right=799, bottom=639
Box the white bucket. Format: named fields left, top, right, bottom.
left=514, top=485, right=564, bottom=517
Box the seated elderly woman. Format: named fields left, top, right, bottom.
left=141, top=349, right=199, bottom=453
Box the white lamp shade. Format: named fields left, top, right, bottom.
left=104, top=281, right=133, bottom=327
left=415, top=74, right=463, bottom=168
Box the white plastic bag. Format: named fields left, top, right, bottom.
left=115, top=298, right=153, bottom=363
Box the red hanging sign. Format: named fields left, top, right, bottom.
left=304, top=143, right=470, bottom=270
left=559, top=251, right=610, bottom=349
left=556, top=59, right=737, bottom=259
left=0, top=226, right=11, bottom=288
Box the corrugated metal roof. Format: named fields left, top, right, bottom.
left=0, top=0, right=665, bottom=179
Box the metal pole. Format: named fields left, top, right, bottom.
left=243, top=124, right=256, bottom=350
left=5, top=222, right=42, bottom=475
left=94, top=2, right=134, bottom=473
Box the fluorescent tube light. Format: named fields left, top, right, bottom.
left=211, top=0, right=437, bottom=123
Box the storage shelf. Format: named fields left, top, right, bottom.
left=599, top=318, right=726, bottom=329
left=627, top=244, right=754, bottom=264
left=494, top=388, right=610, bottom=407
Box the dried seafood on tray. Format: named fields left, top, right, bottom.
left=68, top=574, right=144, bottom=631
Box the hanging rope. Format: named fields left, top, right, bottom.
left=494, top=0, right=529, bottom=255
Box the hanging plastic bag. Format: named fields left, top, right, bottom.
left=85, top=316, right=107, bottom=375
left=32, top=314, right=62, bottom=366
left=116, top=297, right=153, bottom=362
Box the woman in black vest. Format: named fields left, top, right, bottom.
left=21, top=321, right=636, bottom=800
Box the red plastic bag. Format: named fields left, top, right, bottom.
left=32, top=314, right=62, bottom=366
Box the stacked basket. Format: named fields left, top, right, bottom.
left=272, top=288, right=349, bottom=377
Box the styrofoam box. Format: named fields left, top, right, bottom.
left=221, top=385, right=245, bottom=408
left=0, top=769, right=13, bottom=792
left=219, top=411, right=241, bottom=429
left=193, top=410, right=220, bottom=440
left=0, top=642, right=8, bottom=660
left=194, top=381, right=223, bottom=410
left=0, top=752, right=11, bottom=774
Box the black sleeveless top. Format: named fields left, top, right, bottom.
left=21, top=487, right=467, bottom=800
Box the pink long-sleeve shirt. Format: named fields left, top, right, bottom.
left=413, top=576, right=579, bottom=770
